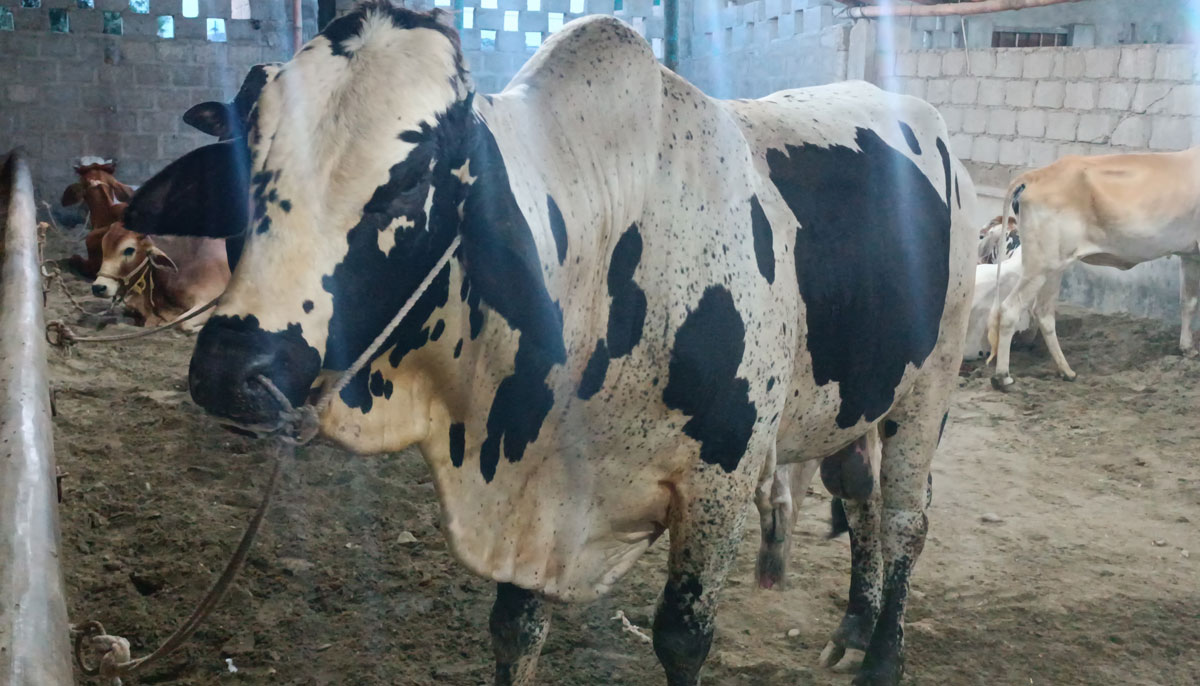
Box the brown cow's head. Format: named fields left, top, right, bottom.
left=91, top=206, right=177, bottom=299
left=62, top=160, right=135, bottom=230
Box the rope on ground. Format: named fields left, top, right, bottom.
left=612, top=610, right=653, bottom=645
left=46, top=299, right=216, bottom=348
left=72, top=443, right=288, bottom=683
left=71, top=235, right=461, bottom=682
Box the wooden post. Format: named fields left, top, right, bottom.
left=0, top=151, right=74, bottom=685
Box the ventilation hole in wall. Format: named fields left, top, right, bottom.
left=103, top=10, right=122, bottom=35
left=49, top=8, right=68, bottom=33
left=481, top=29, right=496, bottom=51
left=525, top=31, right=541, bottom=51
left=548, top=12, right=562, bottom=32
left=182, top=0, right=198, bottom=19
left=480, top=0, right=497, bottom=9
left=652, top=37, right=663, bottom=59
left=0, top=8, right=13, bottom=31
left=503, top=10, right=517, bottom=32
left=527, top=0, right=540, bottom=11
left=207, top=18, right=226, bottom=42
left=232, top=0, right=250, bottom=20
left=21, top=0, right=40, bottom=8
left=77, top=1, right=94, bottom=8
left=462, top=6, right=474, bottom=29
left=129, top=0, right=148, bottom=14
left=157, top=15, right=174, bottom=39
left=569, top=0, right=583, bottom=13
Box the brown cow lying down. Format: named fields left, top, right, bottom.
left=60, top=158, right=136, bottom=279
left=989, top=146, right=1200, bottom=389
left=90, top=204, right=230, bottom=332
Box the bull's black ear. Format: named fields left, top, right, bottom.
left=125, top=140, right=250, bottom=240
left=183, top=101, right=238, bottom=138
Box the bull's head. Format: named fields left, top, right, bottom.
left=126, top=4, right=475, bottom=441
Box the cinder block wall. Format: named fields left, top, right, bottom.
left=0, top=1, right=310, bottom=219
left=881, top=44, right=1200, bottom=187
left=332, top=0, right=635, bottom=97
left=679, top=0, right=846, bottom=98
left=880, top=44, right=1200, bottom=325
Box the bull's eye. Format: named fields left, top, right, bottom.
left=123, top=247, right=135, bottom=257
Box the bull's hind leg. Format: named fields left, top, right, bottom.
left=655, top=473, right=752, bottom=686
left=819, top=491, right=882, bottom=674
left=1179, top=255, right=1200, bottom=356
left=491, top=583, right=550, bottom=686
left=853, top=379, right=953, bottom=686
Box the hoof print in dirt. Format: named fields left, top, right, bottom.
left=129, top=572, right=165, bottom=596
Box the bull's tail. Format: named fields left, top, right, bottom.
left=827, top=498, right=849, bottom=539
left=986, top=176, right=1028, bottom=364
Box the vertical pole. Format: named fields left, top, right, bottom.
left=293, top=0, right=304, bottom=54
left=664, top=0, right=679, bottom=72
left=0, top=151, right=74, bottom=686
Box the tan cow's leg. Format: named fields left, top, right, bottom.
left=1033, top=269, right=1076, bottom=381
left=1178, top=255, right=1200, bottom=356
left=991, top=272, right=1045, bottom=390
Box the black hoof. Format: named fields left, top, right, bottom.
left=1060, top=372, right=1077, bottom=382
left=990, top=375, right=1014, bottom=392
left=852, top=661, right=903, bottom=686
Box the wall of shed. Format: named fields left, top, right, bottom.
left=0, top=1, right=319, bottom=222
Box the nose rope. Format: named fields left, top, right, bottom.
left=72, top=236, right=461, bottom=683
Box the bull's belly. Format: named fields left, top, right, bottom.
left=774, top=361, right=923, bottom=463
left=426, top=431, right=682, bottom=602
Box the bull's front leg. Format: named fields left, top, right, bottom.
left=490, top=583, right=550, bottom=686
left=655, top=469, right=752, bottom=686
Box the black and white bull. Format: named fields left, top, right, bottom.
left=125, top=4, right=974, bottom=685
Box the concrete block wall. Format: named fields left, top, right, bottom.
left=887, top=0, right=1197, bottom=51
left=0, top=1, right=305, bottom=218
left=883, top=44, right=1200, bottom=326
left=880, top=44, right=1200, bottom=188
left=678, top=0, right=846, bottom=98
left=331, top=0, right=633, bottom=97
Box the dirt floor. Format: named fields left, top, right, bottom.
left=43, top=224, right=1199, bottom=686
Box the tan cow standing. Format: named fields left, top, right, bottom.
left=989, top=147, right=1200, bottom=389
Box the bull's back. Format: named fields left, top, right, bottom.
left=727, top=82, right=971, bottom=454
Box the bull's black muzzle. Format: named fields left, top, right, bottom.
left=189, top=315, right=321, bottom=428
